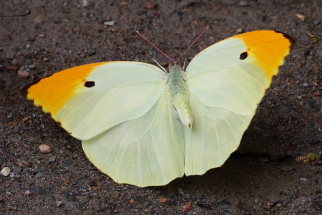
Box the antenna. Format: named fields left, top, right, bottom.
left=176, top=26, right=210, bottom=64
left=136, top=26, right=210, bottom=65
left=136, top=31, right=176, bottom=63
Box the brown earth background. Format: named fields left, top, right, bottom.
left=0, top=0, right=321, bottom=214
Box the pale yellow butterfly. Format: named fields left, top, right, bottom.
left=28, top=30, right=292, bottom=187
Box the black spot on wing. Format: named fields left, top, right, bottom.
left=240, top=51, right=248, bottom=60
left=84, top=81, right=95, bottom=88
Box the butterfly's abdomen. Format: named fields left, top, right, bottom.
left=168, top=65, right=193, bottom=128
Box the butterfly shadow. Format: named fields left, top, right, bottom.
left=151, top=117, right=293, bottom=204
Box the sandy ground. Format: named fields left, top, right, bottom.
left=0, top=0, right=321, bottom=214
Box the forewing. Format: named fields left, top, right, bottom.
left=186, top=30, right=291, bottom=115
left=185, top=30, right=292, bottom=175
left=28, top=61, right=166, bottom=140
left=82, top=96, right=185, bottom=187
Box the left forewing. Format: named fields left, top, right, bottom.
left=28, top=62, right=166, bottom=140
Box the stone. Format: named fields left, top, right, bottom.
left=1, top=167, right=11, bottom=176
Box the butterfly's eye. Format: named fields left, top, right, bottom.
left=84, top=81, right=95, bottom=88
left=239, top=51, right=248, bottom=60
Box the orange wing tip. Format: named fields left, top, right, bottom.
left=273, top=30, right=295, bottom=49
left=27, top=62, right=107, bottom=117
left=235, top=30, right=292, bottom=81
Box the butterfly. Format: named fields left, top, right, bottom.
left=27, top=30, right=292, bottom=187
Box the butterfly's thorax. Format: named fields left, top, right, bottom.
left=167, top=64, right=193, bottom=128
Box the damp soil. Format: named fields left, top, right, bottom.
left=0, top=0, right=321, bottom=214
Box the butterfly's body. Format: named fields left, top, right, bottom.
left=167, top=64, right=193, bottom=128
left=27, top=30, right=292, bottom=187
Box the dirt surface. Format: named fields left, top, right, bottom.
left=0, top=0, right=321, bottom=214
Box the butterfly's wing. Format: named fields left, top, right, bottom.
left=185, top=30, right=292, bottom=175
left=28, top=62, right=165, bottom=140
left=83, top=95, right=185, bottom=187
left=28, top=62, right=185, bottom=186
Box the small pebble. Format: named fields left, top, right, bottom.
left=9, top=172, right=17, bottom=178
left=302, top=82, right=308, bottom=87
left=56, top=200, right=63, bottom=207
left=183, top=201, right=192, bottom=213
left=22, top=116, right=29, bottom=122
left=18, top=66, right=30, bottom=78
left=266, top=201, right=273, bottom=208
left=28, top=64, right=36, bottom=69
left=1, top=167, right=11, bottom=176
left=296, top=13, right=305, bottom=21
left=300, top=177, right=308, bottom=182
left=236, top=28, right=243, bottom=33
left=254, top=199, right=259, bottom=204
left=6, top=191, right=11, bottom=195
left=81, top=0, right=89, bottom=7
left=276, top=203, right=282, bottom=207
left=119, top=0, right=129, bottom=6
left=159, top=197, right=167, bottom=203
left=239, top=0, right=249, bottom=6
left=178, top=188, right=184, bottom=195
left=24, top=190, right=31, bottom=195
left=103, top=21, right=115, bottom=26
left=39, top=144, right=51, bottom=153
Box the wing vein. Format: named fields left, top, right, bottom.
left=150, top=131, right=166, bottom=182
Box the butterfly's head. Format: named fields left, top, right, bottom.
left=168, top=64, right=185, bottom=74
